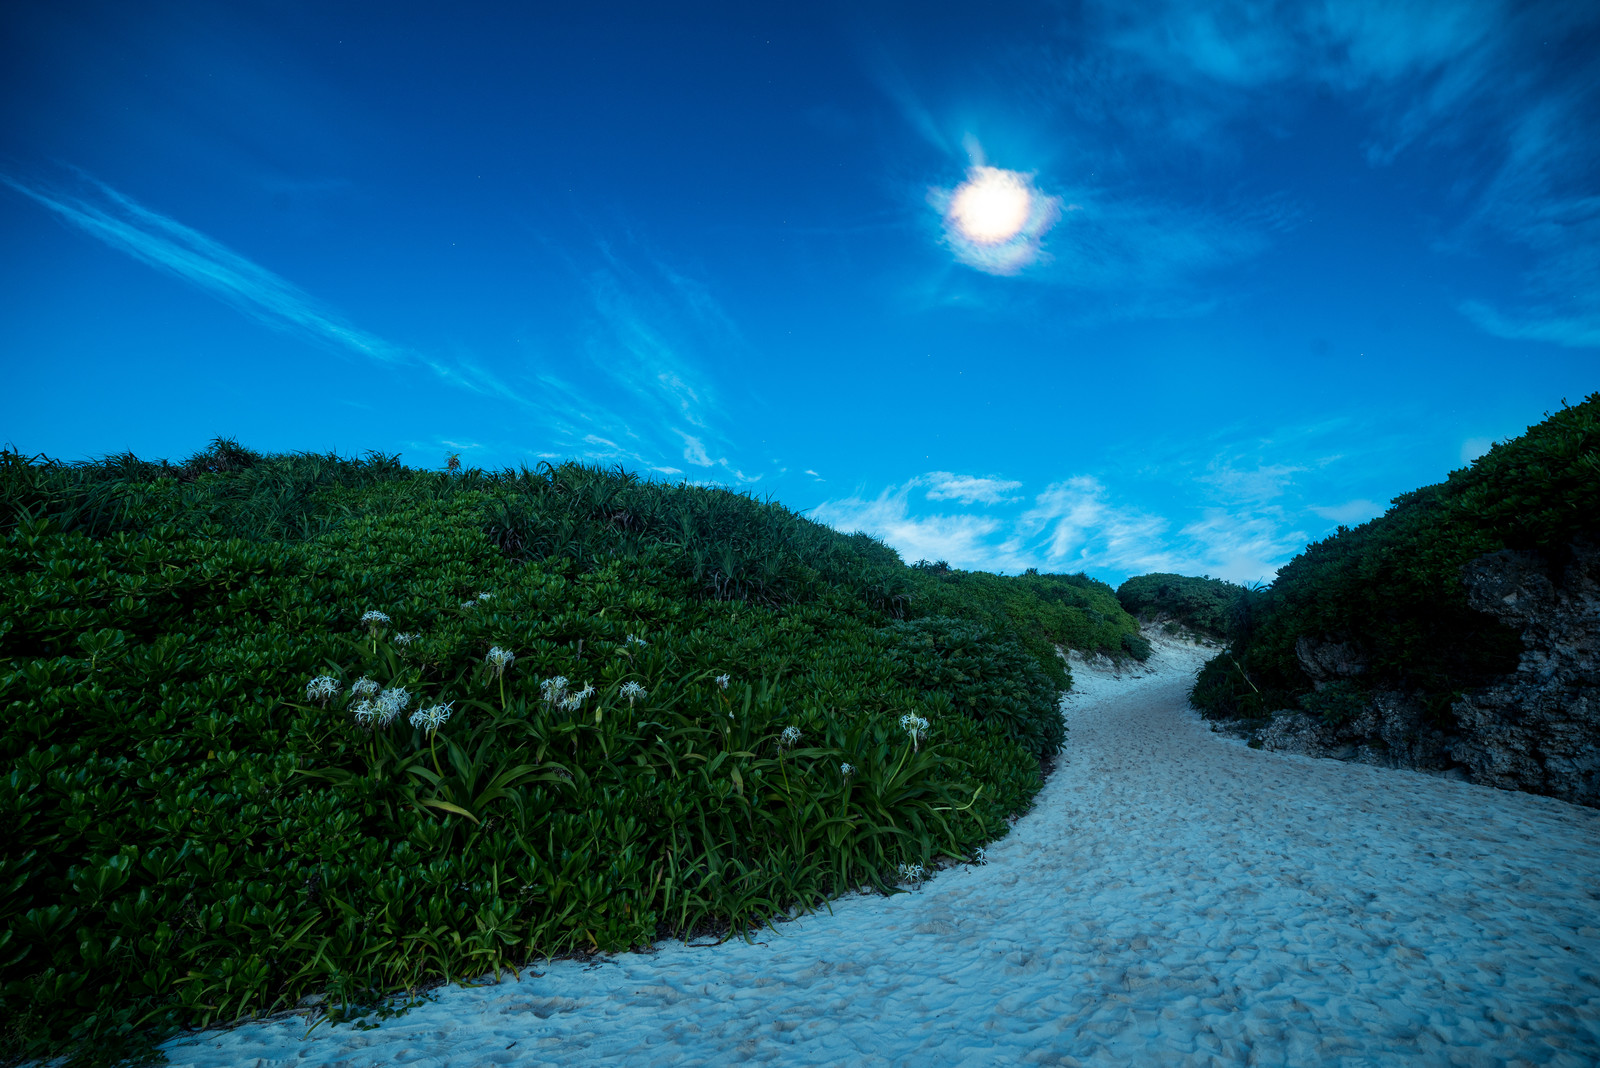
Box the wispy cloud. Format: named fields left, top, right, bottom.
left=924, top=471, right=1023, bottom=505
left=811, top=483, right=1009, bottom=571
left=5, top=169, right=769, bottom=479
left=814, top=468, right=1308, bottom=584
left=4, top=171, right=412, bottom=365
left=1, top=168, right=593, bottom=428
left=1078, top=0, right=1600, bottom=346
left=1310, top=498, right=1383, bottom=525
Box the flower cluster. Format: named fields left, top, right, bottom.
left=484, top=646, right=515, bottom=676
left=620, top=681, right=648, bottom=707
left=897, top=861, right=927, bottom=885
left=624, top=634, right=648, bottom=648
left=409, top=701, right=454, bottom=734
left=971, top=846, right=988, bottom=866
left=840, top=762, right=855, bottom=777
left=360, top=610, right=391, bottom=628
left=541, top=676, right=595, bottom=712
left=778, top=725, right=802, bottom=750
left=354, top=686, right=412, bottom=729
left=394, top=632, right=420, bottom=646
left=899, top=714, right=931, bottom=751
left=714, top=673, right=730, bottom=689
left=305, top=675, right=340, bottom=706
left=350, top=677, right=380, bottom=699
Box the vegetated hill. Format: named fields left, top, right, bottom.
left=1115, top=572, right=1247, bottom=641
left=0, top=439, right=1145, bottom=1067
left=1190, top=394, right=1600, bottom=803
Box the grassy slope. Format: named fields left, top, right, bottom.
left=0, top=443, right=1144, bottom=1066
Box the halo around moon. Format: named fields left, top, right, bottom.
left=948, top=167, right=1033, bottom=245
left=932, top=165, right=1062, bottom=276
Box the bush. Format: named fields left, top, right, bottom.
left=1115, top=573, right=1246, bottom=640
left=0, top=441, right=1094, bottom=1066
left=885, top=617, right=1065, bottom=759
left=1194, top=393, right=1600, bottom=724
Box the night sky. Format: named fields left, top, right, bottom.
left=3, top=1, right=1596, bottom=583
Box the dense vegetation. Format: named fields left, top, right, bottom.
left=1114, top=573, right=1247, bottom=641
left=1191, top=393, right=1600, bottom=725
left=0, top=440, right=1143, bottom=1067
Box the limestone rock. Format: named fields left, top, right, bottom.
left=1449, top=540, right=1600, bottom=806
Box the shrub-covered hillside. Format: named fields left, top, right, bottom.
left=0, top=440, right=1142, bottom=1067
left=1191, top=394, right=1600, bottom=726
left=1115, top=573, right=1247, bottom=641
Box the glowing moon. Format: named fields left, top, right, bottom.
left=946, top=166, right=1033, bottom=245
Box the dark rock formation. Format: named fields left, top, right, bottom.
left=1294, top=635, right=1368, bottom=690
left=1250, top=541, right=1597, bottom=806
left=1449, top=540, right=1600, bottom=806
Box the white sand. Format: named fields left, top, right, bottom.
left=164, top=634, right=1600, bottom=1066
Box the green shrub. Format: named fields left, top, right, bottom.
left=885, top=617, right=1065, bottom=759
left=1194, top=393, right=1600, bottom=724
left=0, top=441, right=1095, bottom=1066
left=1299, top=682, right=1370, bottom=728
left=1115, top=573, right=1246, bottom=640
left=904, top=565, right=1144, bottom=683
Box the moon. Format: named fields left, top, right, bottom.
left=946, top=166, right=1033, bottom=245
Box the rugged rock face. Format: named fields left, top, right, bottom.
left=1252, top=541, right=1598, bottom=806
left=1294, top=636, right=1368, bottom=690
left=1449, top=540, right=1600, bottom=806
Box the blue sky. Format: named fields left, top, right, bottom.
left=2, top=0, right=1595, bottom=584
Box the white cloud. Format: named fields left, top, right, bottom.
left=1199, top=456, right=1306, bottom=502
left=676, top=431, right=717, bottom=467
left=814, top=469, right=1308, bottom=583
left=924, top=471, right=1024, bottom=504
left=811, top=485, right=1007, bottom=570
left=1021, top=476, right=1176, bottom=572
left=1175, top=510, right=1308, bottom=585
left=1310, top=498, right=1383, bottom=526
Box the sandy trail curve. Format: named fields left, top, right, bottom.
left=164, top=636, right=1600, bottom=1067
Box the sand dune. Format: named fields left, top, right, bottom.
left=163, top=634, right=1600, bottom=1066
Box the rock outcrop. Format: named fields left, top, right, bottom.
left=1251, top=540, right=1598, bottom=806
left=1449, top=540, right=1600, bottom=806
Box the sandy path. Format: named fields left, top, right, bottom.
left=164, top=638, right=1600, bottom=1067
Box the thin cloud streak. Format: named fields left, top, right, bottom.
left=814, top=469, right=1307, bottom=584
left=4, top=170, right=766, bottom=479
left=4, top=172, right=410, bottom=365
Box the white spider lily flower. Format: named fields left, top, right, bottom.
left=899, top=713, right=931, bottom=751
left=714, top=673, right=730, bottom=689
left=541, top=676, right=570, bottom=703
left=409, top=701, right=454, bottom=734
left=349, top=677, right=380, bottom=699
left=476, top=592, right=494, bottom=601
left=305, top=675, right=340, bottom=705
left=485, top=646, right=516, bottom=676
left=840, top=762, right=855, bottom=777
left=352, top=699, right=379, bottom=728
left=620, top=680, right=648, bottom=707
left=460, top=600, right=478, bottom=610
left=897, top=861, right=926, bottom=885
left=778, top=725, right=801, bottom=750
left=377, top=687, right=411, bottom=727
left=394, top=632, right=419, bottom=646
left=624, top=634, right=648, bottom=647
left=972, top=846, right=988, bottom=866
left=360, top=610, right=391, bottom=627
